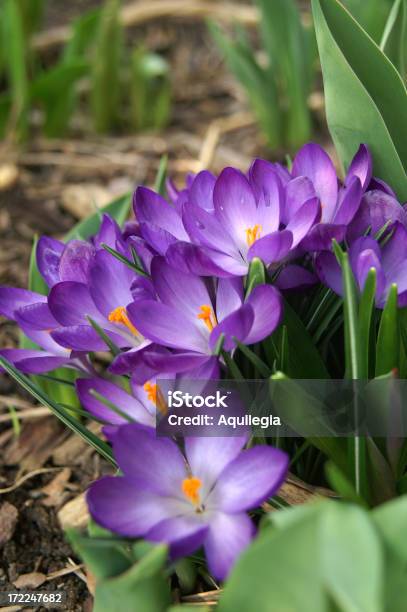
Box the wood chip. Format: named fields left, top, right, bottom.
left=58, top=493, right=90, bottom=530
left=0, top=501, right=18, bottom=547
left=13, top=571, right=46, bottom=589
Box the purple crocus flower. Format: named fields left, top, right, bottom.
left=37, top=214, right=126, bottom=288
left=348, top=190, right=407, bottom=242
left=135, top=166, right=319, bottom=279
left=121, top=257, right=282, bottom=374
left=47, top=250, right=149, bottom=352
left=0, top=287, right=80, bottom=373
left=316, top=222, right=407, bottom=308
left=87, top=424, right=288, bottom=580
left=291, top=143, right=370, bottom=251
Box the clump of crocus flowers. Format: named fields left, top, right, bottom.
left=1, top=142, right=406, bottom=578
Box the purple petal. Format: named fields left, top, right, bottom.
left=14, top=302, right=58, bottom=330
left=368, top=178, right=397, bottom=198
left=59, top=241, right=95, bottom=284
left=333, top=177, right=362, bottom=225
left=204, top=512, right=254, bottom=580
left=87, top=476, right=180, bottom=537
left=300, top=223, right=346, bottom=252
left=151, top=257, right=212, bottom=318
left=315, top=252, right=343, bottom=295
left=139, top=222, right=178, bottom=256
left=36, top=236, right=64, bottom=287
left=0, top=349, right=70, bottom=374
left=183, top=203, right=237, bottom=256
left=76, top=377, right=154, bottom=426
left=365, top=191, right=407, bottom=235
left=249, top=159, right=282, bottom=233
left=111, top=424, right=187, bottom=495
left=292, top=143, right=338, bottom=222
left=127, top=300, right=208, bottom=353
left=381, top=222, right=407, bottom=273
left=188, top=170, right=216, bottom=210
left=89, top=250, right=135, bottom=318
left=93, top=214, right=126, bottom=250
left=286, top=197, right=319, bottom=247
left=0, top=288, right=46, bottom=320
left=346, top=144, right=372, bottom=191
left=147, top=516, right=208, bottom=560
left=166, top=242, right=243, bottom=277
left=209, top=303, right=254, bottom=351
left=211, top=446, right=288, bottom=512
left=134, top=186, right=188, bottom=241
left=48, top=282, right=102, bottom=326
left=247, top=230, right=293, bottom=264
left=284, top=176, right=316, bottom=224
left=354, top=249, right=385, bottom=297
left=184, top=436, right=247, bottom=499
left=244, top=285, right=283, bottom=344
left=275, top=265, right=317, bottom=290
left=214, top=168, right=257, bottom=250
left=51, top=325, right=126, bottom=351
left=216, top=277, right=244, bottom=321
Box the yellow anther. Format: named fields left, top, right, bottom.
left=108, top=306, right=139, bottom=336
left=144, top=382, right=167, bottom=415
left=245, top=224, right=262, bottom=246
left=182, top=476, right=202, bottom=505
left=197, top=305, right=217, bottom=332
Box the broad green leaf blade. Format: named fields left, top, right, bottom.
left=343, top=0, right=393, bottom=42
left=0, top=356, right=115, bottom=465
left=93, top=545, right=171, bottom=612
left=67, top=529, right=131, bottom=580
left=375, top=284, right=399, bottom=377
left=312, top=0, right=407, bottom=200
left=381, top=0, right=407, bottom=76
left=64, top=192, right=131, bottom=240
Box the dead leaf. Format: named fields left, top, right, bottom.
left=58, top=493, right=89, bottom=530
left=0, top=164, right=18, bottom=191
left=85, top=569, right=97, bottom=597
left=40, top=468, right=71, bottom=507
left=0, top=501, right=18, bottom=547
left=13, top=571, right=46, bottom=589
left=4, top=417, right=65, bottom=469
left=52, top=422, right=100, bottom=465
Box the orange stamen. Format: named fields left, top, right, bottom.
left=108, top=306, right=139, bottom=336
left=245, top=224, right=262, bottom=246
left=197, top=305, right=217, bottom=331
left=182, top=476, right=202, bottom=505
left=144, top=382, right=167, bottom=415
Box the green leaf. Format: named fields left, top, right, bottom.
left=333, top=241, right=362, bottom=379
left=312, top=0, right=407, bottom=201
left=235, top=340, right=271, bottom=378
left=91, top=0, right=123, bottom=133
left=130, top=48, right=171, bottom=131
left=3, top=0, right=28, bottom=139
left=358, top=267, right=377, bottom=378
left=372, top=496, right=407, bottom=562
left=67, top=529, right=131, bottom=580
left=325, top=461, right=368, bottom=506
left=375, top=284, right=399, bottom=377
left=255, top=0, right=313, bottom=148
left=64, top=192, right=131, bottom=240
left=277, top=300, right=329, bottom=378
left=246, top=258, right=265, bottom=296
left=154, top=155, right=168, bottom=197
left=93, top=544, right=171, bottom=612
left=343, top=0, right=393, bottom=42
left=0, top=355, right=115, bottom=465
left=381, top=0, right=407, bottom=76
left=209, top=21, right=281, bottom=148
